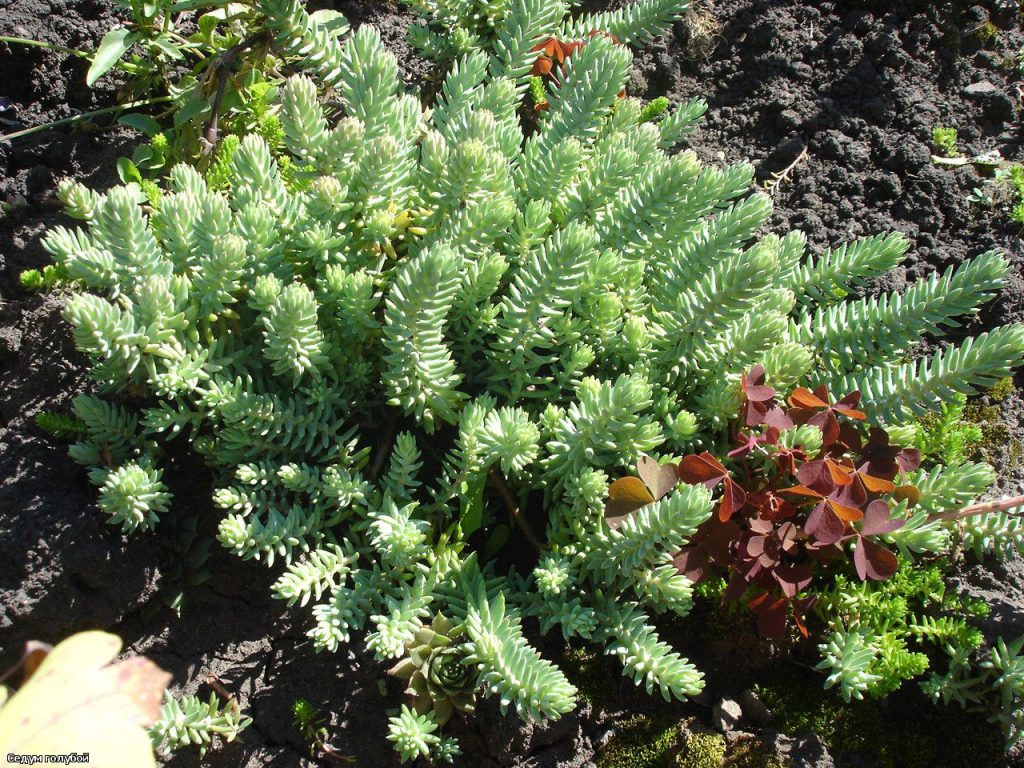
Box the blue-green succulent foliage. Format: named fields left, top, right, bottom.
left=41, top=0, right=1024, bottom=761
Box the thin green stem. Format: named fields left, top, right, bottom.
left=166, top=31, right=201, bottom=50
left=169, top=0, right=238, bottom=12
left=1, top=35, right=144, bottom=74
left=0, top=35, right=90, bottom=58
left=0, top=96, right=173, bottom=142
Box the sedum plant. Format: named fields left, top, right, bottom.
left=922, top=634, right=1024, bottom=746
left=40, top=5, right=1024, bottom=761
left=149, top=691, right=252, bottom=757
left=812, top=561, right=987, bottom=704
left=400, top=0, right=690, bottom=69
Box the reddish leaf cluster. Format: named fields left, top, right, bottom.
left=529, top=37, right=586, bottom=78
left=677, top=367, right=921, bottom=637
left=605, top=367, right=922, bottom=640
left=528, top=32, right=625, bottom=110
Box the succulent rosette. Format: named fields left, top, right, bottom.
left=388, top=614, right=476, bottom=725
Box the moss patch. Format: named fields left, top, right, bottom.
left=915, top=377, right=1024, bottom=470
left=988, top=376, right=1014, bottom=403
left=671, top=731, right=726, bottom=768
left=595, top=714, right=679, bottom=768
left=725, top=735, right=787, bottom=768
left=561, top=645, right=619, bottom=708
left=963, top=399, right=1024, bottom=469
left=754, top=667, right=1003, bottom=768
left=669, top=729, right=790, bottom=768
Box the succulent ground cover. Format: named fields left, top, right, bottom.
left=2, top=1, right=1024, bottom=768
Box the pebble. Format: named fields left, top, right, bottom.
left=739, top=689, right=771, bottom=726
left=964, top=80, right=998, bottom=96
left=962, top=81, right=1016, bottom=122
left=712, top=698, right=743, bottom=732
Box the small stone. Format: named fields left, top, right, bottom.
left=964, top=80, right=998, bottom=96
left=712, top=698, right=743, bottom=732
left=963, top=81, right=1015, bottom=122
left=765, top=729, right=835, bottom=767
left=593, top=728, right=617, bottom=750
left=739, top=689, right=771, bottom=726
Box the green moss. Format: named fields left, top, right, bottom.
left=915, top=378, right=1023, bottom=469
left=724, top=735, right=786, bottom=768
left=561, top=645, right=619, bottom=708
left=672, top=731, right=726, bottom=768
left=754, top=667, right=1003, bottom=768
left=595, top=715, right=678, bottom=768
left=963, top=401, right=1024, bottom=469
left=669, top=729, right=789, bottom=768
left=988, top=376, right=1014, bottom=403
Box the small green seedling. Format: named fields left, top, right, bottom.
left=932, top=126, right=960, bottom=158
left=293, top=699, right=353, bottom=763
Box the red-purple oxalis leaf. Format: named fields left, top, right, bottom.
left=788, top=385, right=830, bottom=410
left=748, top=592, right=789, bottom=639
left=796, top=459, right=846, bottom=495
left=673, top=547, right=710, bottom=583
left=684, top=517, right=741, bottom=564
left=827, top=498, right=864, bottom=523
left=853, top=538, right=899, bottom=581
left=741, top=365, right=777, bottom=426
left=856, top=469, right=897, bottom=495
left=718, top=478, right=747, bottom=522
left=893, top=483, right=921, bottom=506
left=789, top=386, right=866, bottom=446
left=858, top=499, right=904, bottom=536
left=832, top=391, right=866, bottom=421
left=859, top=427, right=922, bottom=479
left=742, top=365, right=775, bottom=403
left=805, top=503, right=847, bottom=545
left=678, top=452, right=729, bottom=489
left=764, top=407, right=795, bottom=431
left=793, top=596, right=816, bottom=638
left=774, top=563, right=813, bottom=598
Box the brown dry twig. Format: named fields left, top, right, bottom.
left=201, top=30, right=270, bottom=149
left=488, top=467, right=545, bottom=552
left=762, top=144, right=808, bottom=196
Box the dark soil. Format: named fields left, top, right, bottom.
left=2, top=0, right=1024, bottom=766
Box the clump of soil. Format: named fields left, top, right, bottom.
left=2, top=1, right=1024, bottom=766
